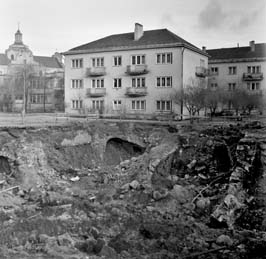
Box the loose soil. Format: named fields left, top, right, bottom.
left=0, top=120, right=265, bottom=259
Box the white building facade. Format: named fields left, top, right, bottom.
left=64, top=23, right=208, bottom=118
left=207, top=41, right=266, bottom=110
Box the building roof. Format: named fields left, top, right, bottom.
left=33, top=56, right=63, bottom=68
left=0, top=53, right=63, bottom=68
left=207, top=43, right=266, bottom=61
left=65, top=28, right=207, bottom=56
left=0, top=53, right=10, bottom=65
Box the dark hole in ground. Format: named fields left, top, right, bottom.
left=213, top=143, right=232, bottom=172
left=0, top=156, right=11, bottom=175
left=104, top=138, right=145, bottom=166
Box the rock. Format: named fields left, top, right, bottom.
left=84, top=238, right=97, bottom=254
left=146, top=206, right=155, bottom=212
left=120, top=160, right=130, bottom=168
left=152, top=188, right=169, bottom=201
left=170, top=185, right=191, bottom=204
left=187, top=159, right=197, bottom=170
left=99, top=245, right=118, bottom=259
left=129, top=180, right=140, bottom=190
left=195, top=165, right=206, bottom=174
left=57, top=233, right=75, bottom=247
left=70, top=176, right=80, bottom=182
left=216, top=235, right=233, bottom=246
left=195, top=197, right=210, bottom=212
left=94, top=238, right=105, bottom=254
left=90, top=226, right=100, bottom=239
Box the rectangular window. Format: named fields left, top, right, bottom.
left=30, top=94, right=47, bottom=104
left=71, top=79, right=83, bottom=89
left=211, top=67, right=219, bottom=75
left=228, top=83, right=236, bottom=91
left=92, top=57, right=104, bottom=67
left=228, top=66, right=237, bottom=75
left=156, top=76, right=172, bottom=87
left=156, top=100, right=172, bottom=112
left=92, top=79, right=104, bottom=88
left=131, top=55, right=145, bottom=65
left=156, top=53, right=173, bottom=64
left=247, top=82, right=260, bottom=91
left=113, top=78, right=122, bottom=88
left=210, top=83, right=218, bottom=89
left=71, top=99, right=83, bottom=109
left=247, top=66, right=260, bottom=74
left=113, top=100, right=122, bottom=110
left=131, top=100, right=146, bottom=111
left=132, top=77, right=146, bottom=88
left=92, top=100, right=104, bottom=110
left=71, top=59, right=83, bottom=68
left=113, top=56, right=122, bottom=66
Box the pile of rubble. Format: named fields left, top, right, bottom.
left=0, top=121, right=265, bottom=258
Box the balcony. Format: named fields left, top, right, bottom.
left=86, top=88, right=106, bottom=97
left=125, top=87, right=147, bottom=97
left=243, top=73, right=263, bottom=81
left=86, top=67, right=106, bottom=77
left=195, top=67, right=208, bottom=78
left=126, top=65, right=148, bottom=75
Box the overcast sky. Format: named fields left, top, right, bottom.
left=0, top=0, right=266, bottom=56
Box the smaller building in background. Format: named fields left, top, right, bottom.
left=207, top=41, right=266, bottom=110
left=0, top=29, right=64, bottom=112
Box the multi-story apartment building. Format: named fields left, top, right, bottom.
left=0, top=29, right=64, bottom=112
left=207, top=41, right=266, bottom=109
left=63, top=23, right=208, bottom=117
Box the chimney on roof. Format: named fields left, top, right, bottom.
left=249, top=40, right=255, bottom=52
left=134, top=23, right=143, bottom=41
left=202, top=46, right=206, bottom=52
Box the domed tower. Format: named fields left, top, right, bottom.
left=5, top=27, right=34, bottom=64
left=14, top=29, right=23, bottom=44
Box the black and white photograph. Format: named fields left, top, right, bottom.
left=0, top=0, right=266, bottom=258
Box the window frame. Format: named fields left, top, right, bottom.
left=156, top=76, right=172, bottom=88
left=71, top=59, right=83, bottom=69
left=113, top=78, right=122, bottom=89
left=131, top=100, right=146, bottom=111
left=156, top=100, right=172, bottom=112
left=156, top=52, right=173, bottom=65
left=131, top=55, right=146, bottom=65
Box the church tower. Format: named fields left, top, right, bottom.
left=5, top=27, right=34, bottom=64
left=14, top=29, right=23, bottom=44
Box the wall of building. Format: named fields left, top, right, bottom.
left=208, top=60, right=266, bottom=111
left=64, top=47, right=207, bottom=116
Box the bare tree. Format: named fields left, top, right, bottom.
left=172, top=78, right=206, bottom=122
left=6, top=63, right=36, bottom=113
left=204, top=87, right=227, bottom=118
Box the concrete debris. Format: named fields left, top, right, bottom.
left=0, top=121, right=264, bottom=258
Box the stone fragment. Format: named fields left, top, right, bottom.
left=216, top=235, right=233, bottom=246
left=129, top=180, right=140, bottom=189
left=170, top=185, right=191, bottom=204
left=187, top=159, right=197, bottom=170
left=152, top=188, right=169, bottom=201
left=100, top=245, right=118, bottom=259
left=90, top=226, right=100, bottom=239
left=196, top=197, right=210, bottom=212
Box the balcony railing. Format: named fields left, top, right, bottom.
left=243, top=72, right=263, bottom=81
left=86, top=87, right=106, bottom=97
left=125, top=87, right=147, bottom=97
left=86, top=67, right=106, bottom=77
left=195, top=67, right=208, bottom=78
left=126, top=65, right=148, bottom=75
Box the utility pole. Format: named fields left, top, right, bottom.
left=22, top=60, right=26, bottom=123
